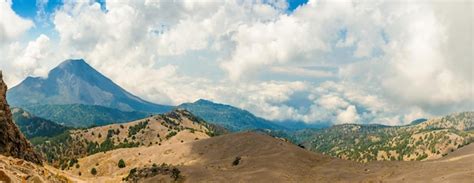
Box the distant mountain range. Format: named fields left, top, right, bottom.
left=7, top=59, right=172, bottom=113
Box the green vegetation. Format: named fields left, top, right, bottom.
left=171, top=168, right=181, bottom=181
left=124, top=163, right=182, bottom=182
left=118, top=159, right=126, bottom=168
left=23, top=104, right=150, bottom=127
left=166, top=131, right=178, bottom=139
left=12, top=108, right=69, bottom=139
left=232, top=156, right=241, bottom=166
left=128, top=121, right=149, bottom=137
left=287, top=112, right=474, bottom=162
left=91, top=168, right=97, bottom=175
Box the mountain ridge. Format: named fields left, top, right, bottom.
left=178, top=99, right=287, bottom=132
left=11, top=107, right=69, bottom=139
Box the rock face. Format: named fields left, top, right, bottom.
left=0, top=71, right=42, bottom=165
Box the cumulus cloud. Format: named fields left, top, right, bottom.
left=1, top=0, right=472, bottom=126
left=13, top=34, right=52, bottom=77
left=339, top=0, right=473, bottom=116
left=0, top=0, right=34, bottom=44
left=337, top=105, right=359, bottom=124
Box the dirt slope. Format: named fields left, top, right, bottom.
left=0, top=154, right=69, bottom=183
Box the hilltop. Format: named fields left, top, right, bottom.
left=178, top=99, right=285, bottom=132
left=11, top=107, right=69, bottom=139
left=34, top=109, right=226, bottom=169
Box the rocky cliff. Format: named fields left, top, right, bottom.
left=0, top=71, right=42, bottom=164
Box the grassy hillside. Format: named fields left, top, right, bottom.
left=23, top=104, right=151, bottom=127
left=294, top=112, right=474, bottom=162
left=33, top=109, right=226, bottom=170
left=11, top=108, right=69, bottom=139
left=61, top=132, right=474, bottom=182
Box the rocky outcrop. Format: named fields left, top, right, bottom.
left=0, top=71, right=42, bottom=164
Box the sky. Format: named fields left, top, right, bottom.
left=0, top=0, right=472, bottom=125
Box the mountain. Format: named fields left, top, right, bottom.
left=7, top=59, right=172, bottom=113
left=22, top=104, right=151, bottom=127
left=292, top=112, right=474, bottom=162
left=11, top=107, right=69, bottom=139
left=34, top=109, right=226, bottom=168
left=178, top=99, right=286, bottom=132
left=0, top=71, right=42, bottom=165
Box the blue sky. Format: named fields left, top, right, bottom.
left=1, top=0, right=471, bottom=125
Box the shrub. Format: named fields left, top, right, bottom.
left=171, top=168, right=181, bottom=181
left=69, top=158, right=78, bottom=167
left=166, top=131, right=178, bottom=139
left=118, top=159, right=126, bottom=168
left=91, top=168, right=97, bottom=175
left=129, top=168, right=137, bottom=175
left=129, top=121, right=149, bottom=137
left=232, top=156, right=241, bottom=166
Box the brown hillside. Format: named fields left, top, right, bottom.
left=63, top=132, right=474, bottom=183
left=36, top=109, right=223, bottom=169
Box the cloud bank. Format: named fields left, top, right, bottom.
left=0, top=0, right=472, bottom=125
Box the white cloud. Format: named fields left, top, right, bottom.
left=338, top=1, right=473, bottom=116
left=318, top=94, right=349, bottom=110
left=336, top=105, right=359, bottom=124
left=271, top=66, right=335, bottom=78
left=0, top=0, right=34, bottom=44
left=221, top=14, right=330, bottom=80
left=13, top=34, right=52, bottom=77
left=1, top=0, right=472, bottom=126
